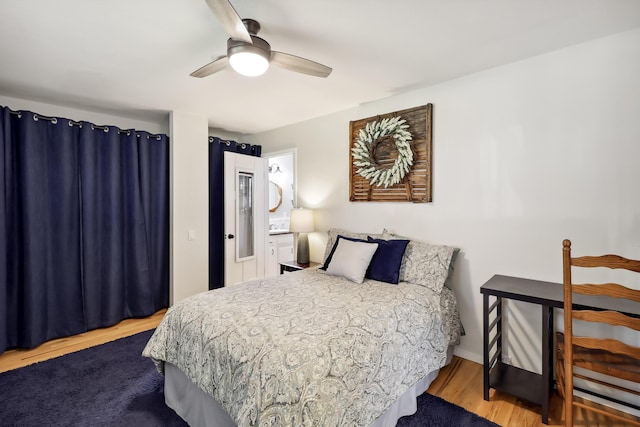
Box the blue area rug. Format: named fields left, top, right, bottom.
left=0, top=330, right=500, bottom=426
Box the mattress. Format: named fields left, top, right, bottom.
left=143, top=268, right=462, bottom=426
left=164, top=346, right=454, bottom=427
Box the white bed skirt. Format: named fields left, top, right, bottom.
left=164, top=346, right=454, bottom=427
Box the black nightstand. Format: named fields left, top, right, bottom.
left=279, top=260, right=320, bottom=274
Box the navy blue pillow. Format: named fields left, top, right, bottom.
left=366, top=237, right=410, bottom=284
left=320, top=235, right=367, bottom=270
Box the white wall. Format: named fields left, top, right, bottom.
left=208, top=128, right=246, bottom=142
left=246, top=28, right=640, bottom=369
left=0, top=95, right=167, bottom=134
left=171, top=111, right=209, bottom=303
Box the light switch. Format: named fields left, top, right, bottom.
left=188, top=229, right=196, bottom=241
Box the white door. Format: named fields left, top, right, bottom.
left=224, top=152, right=267, bottom=286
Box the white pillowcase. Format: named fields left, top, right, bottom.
left=326, top=239, right=379, bottom=283
left=322, top=228, right=386, bottom=265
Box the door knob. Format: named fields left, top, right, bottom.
left=226, top=233, right=235, bottom=239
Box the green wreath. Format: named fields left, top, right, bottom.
left=351, top=116, right=413, bottom=188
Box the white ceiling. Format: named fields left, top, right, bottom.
left=1, top=0, right=639, bottom=135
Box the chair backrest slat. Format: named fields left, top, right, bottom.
left=572, top=254, right=640, bottom=272
left=572, top=309, right=640, bottom=331
left=572, top=336, right=640, bottom=360
left=573, top=283, right=640, bottom=303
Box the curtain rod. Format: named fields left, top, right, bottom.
left=8, top=109, right=163, bottom=140
left=208, top=136, right=247, bottom=149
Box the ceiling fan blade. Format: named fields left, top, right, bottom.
left=190, top=56, right=229, bottom=78
left=204, top=0, right=252, bottom=43
left=271, top=51, right=332, bottom=78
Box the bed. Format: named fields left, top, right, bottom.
left=143, top=230, right=462, bottom=426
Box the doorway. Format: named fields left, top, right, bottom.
left=265, top=149, right=296, bottom=231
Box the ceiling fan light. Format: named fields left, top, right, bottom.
left=229, top=51, right=269, bottom=76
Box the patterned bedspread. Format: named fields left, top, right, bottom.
left=143, top=268, right=461, bottom=427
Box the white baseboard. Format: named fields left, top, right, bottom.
left=452, top=347, right=482, bottom=365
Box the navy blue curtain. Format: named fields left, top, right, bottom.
left=209, top=137, right=261, bottom=290
left=0, top=106, right=169, bottom=354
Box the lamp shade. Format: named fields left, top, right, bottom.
left=289, top=208, right=314, bottom=233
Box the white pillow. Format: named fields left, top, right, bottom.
left=326, top=239, right=379, bottom=283
left=322, top=228, right=386, bottom=264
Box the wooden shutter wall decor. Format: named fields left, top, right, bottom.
left=349, top=104, right=432, bottom=203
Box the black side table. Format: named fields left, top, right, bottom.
left=481, top=274, right=560, bottom=424
left=480, top=274, right=640, bottom=425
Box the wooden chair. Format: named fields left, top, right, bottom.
left=557, top=239, right=640, bottom=426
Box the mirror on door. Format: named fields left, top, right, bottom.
left=266, top=151, right=295, bottom=232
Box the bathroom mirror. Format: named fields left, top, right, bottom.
left=268, top=181, right=282, bottom=213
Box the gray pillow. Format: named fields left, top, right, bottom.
left=398, top=240, right=459, bottom=293
left=326, top=239, right=379, bottom=284
left=382, top=231, right=459, bottom=291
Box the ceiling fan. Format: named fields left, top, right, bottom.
left=191, top=0, right=332, bottom=78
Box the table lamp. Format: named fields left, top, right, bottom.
left=289, top=208, right=314, bottom=266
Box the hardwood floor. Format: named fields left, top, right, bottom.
left=427, top=356, right=639, bottom=426
left=0, top=309, right=165, bottom=373
left=0, top=310, right=637, bottom=426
